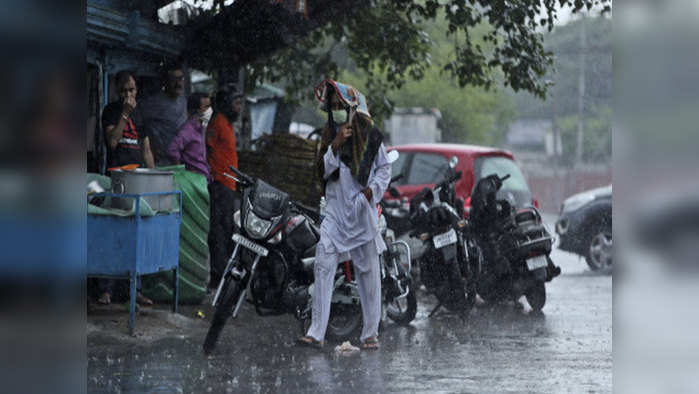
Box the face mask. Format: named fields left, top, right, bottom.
left=331, top=109, right=349, bottom=125
left=200, top=107, right=213, bottom=128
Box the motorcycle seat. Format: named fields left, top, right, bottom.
left=302, top=244, right=316, bottom=259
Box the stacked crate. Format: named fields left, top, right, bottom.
left=238, top=134, right=322, bottom=208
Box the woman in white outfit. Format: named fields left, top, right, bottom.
left=297, top=79, right=391, bottom=350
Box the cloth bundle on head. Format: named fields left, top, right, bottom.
left=314, top=79, right=382, bottom=190
left=314, top=79, right=371, bottom=119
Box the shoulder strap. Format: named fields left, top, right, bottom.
left=356, top=127, right=383, bottom=187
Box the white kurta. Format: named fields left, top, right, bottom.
left=306, top=143, right=391, bottom=342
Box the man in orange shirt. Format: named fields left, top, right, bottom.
left=206, top=86, right=243, bottom=288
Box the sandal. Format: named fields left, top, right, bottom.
left=297, top=336, right=324, bottom=348
left=97, top=292, right=111, bottom=305
left=361, top=337, right=379, bottom=350
left=137, top=292, right=154, bottom=306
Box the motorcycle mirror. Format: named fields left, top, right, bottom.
left=389, top=187, right=400, bottom=198
left=386, top=150, right=400, bottom=163
left=449, top=156, right=459, bottom=168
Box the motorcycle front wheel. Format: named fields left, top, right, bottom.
left=386, top=282, right=418, bottom=325
left=203, top=277, right=242, bottom=355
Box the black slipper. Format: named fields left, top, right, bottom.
left=297, top=336, right=324, bottom=348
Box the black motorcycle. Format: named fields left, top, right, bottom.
left=408, top=157, right=476, bottom=316
left=468, top=173, right=561, bottom=312
left=378, top=174, right=417, bottom=325
left=203, top=166, right=362, bottom=354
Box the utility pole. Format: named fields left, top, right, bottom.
left=575, top=14, right=586, bottom=166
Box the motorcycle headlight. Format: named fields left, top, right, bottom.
left=385, top=228, right=395, bottom=244
left=245, top=210, right=272, bottom=239
left=233, top=210, right=241, bottom=228
left=378, top=214, right=387, bottom=233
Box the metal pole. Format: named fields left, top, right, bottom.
left=575, top=14, right=587, bottom=166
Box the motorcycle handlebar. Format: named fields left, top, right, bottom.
left=228, top=166, right=254, bottom=185
left=389, top=174, right=404, bottom=184
left=436, top=170, right=462, bottom=190
left=383, top=199, right=402, bottom=208
left=293, top=201, right=321, bottom=223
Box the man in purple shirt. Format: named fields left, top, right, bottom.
left=168, top=92, right=212, bottom=180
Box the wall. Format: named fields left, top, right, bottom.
left=386, top=108, right=441, bottom=146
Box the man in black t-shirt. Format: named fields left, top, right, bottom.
left=102, top=71, right=155, bottom=169
left=96, top=71, right=155, bottom=306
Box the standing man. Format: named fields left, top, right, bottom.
left=167, top=92, right=212, bottom=181
left=140, top=62, right=187, bottom=166
left=206, top=86, right=243, bottom=288
left=298, top=80, right=391, bottom=349
left=102, top=71, right=155, bottom=169
left=97, top=70, right=154, bottom=305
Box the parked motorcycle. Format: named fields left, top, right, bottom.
left=203, top=166, right=360, bottom=354
left=378, top=173, right=417, bottom=325
left=382, top=186, right=412, bottom=239
left=468, top=173, right=561, bottom=312
left=408, top=157, right=476, bottom=316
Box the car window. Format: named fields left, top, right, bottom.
left=474, top=156, right=530, bottom=192
left=390, top=151, right=410, bottom=185
left=406, top=153, right=449, bottom=185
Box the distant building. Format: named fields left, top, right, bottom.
left=247, top=84, right=286, bottom=142
left=385, top=108, right=442, bottom=146
left=505, top=119, right=561, bottom=156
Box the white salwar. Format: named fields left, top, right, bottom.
left=306, top=143, right=391, bottom=342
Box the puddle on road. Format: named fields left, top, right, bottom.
left=89, top=287, right=610, bottom=393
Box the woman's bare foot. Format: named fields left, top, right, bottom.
left=97, top=292, right=111, bottom=305
left=137, top=292, right=153, bottom=306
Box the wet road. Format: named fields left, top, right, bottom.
left=88, top=217, right=612, bottom=393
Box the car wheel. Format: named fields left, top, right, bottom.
left=585, top=227, right=612, bottom=271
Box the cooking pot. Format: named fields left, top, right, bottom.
left=110, top=168, right=175, bottom=211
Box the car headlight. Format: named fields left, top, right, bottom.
left=245, top=210, right=272, bottom=239
left=556, top=218, right=569, bottom=235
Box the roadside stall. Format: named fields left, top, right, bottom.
left=87, top=170, right=182, bottom=335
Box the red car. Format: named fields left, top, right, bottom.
left=384, top=143, right=537, bottom=214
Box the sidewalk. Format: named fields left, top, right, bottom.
left=87, top=297, right=212, bottom=346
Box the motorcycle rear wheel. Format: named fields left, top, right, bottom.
left=203, top=277, right=242, bottom=355
left=324, top=303, right=363, bottom=342
left=525, top=280, right=546, bottom=312
left=439, top=263, right=471, bottom=315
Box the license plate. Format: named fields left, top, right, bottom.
left=232, top=233, right=269, bottom=256
left=526, top=255, right=548, bottom=271
left=433, top=229, right=457, bottom=249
